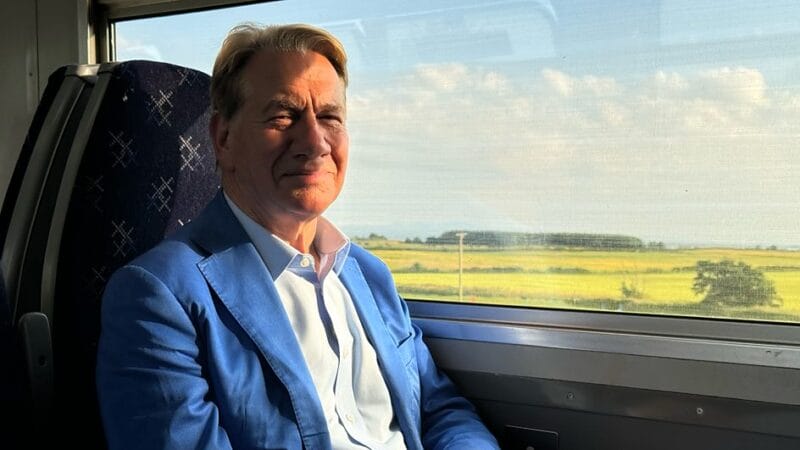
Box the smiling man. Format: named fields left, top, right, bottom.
left=96, top=23, right=499, bottom=450
left=213, top=47, right=348, bottom=255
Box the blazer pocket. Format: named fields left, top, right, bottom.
left=396, top=331, right=416, bottom=365
left=396, top=331, right=421, bottom=425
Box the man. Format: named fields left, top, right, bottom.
left=96, top=23, right=499, bottom=450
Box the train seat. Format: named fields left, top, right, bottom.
left=6, top=60, right=218, bottom=448
left=1, top=65, right=98, bottom=447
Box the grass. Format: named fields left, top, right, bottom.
left=360, top=241, right=800, bottom=322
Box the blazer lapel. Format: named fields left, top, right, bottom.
left=191, top=193, right=330, bottom=445
left=339, top=259, right=422, bottom=450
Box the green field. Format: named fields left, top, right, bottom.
left=359, top=241, right=800, bottom=322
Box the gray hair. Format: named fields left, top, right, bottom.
left=211, top=23, right=348, bottom=119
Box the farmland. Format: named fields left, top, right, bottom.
left=359, top=241, right=800, bottom=322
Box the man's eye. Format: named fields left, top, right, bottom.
left=320, top=114, right=343, bottom=124
left=268, top=115, right=293, bottom=127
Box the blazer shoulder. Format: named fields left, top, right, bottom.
left=116, top=229, right=207, bottom=289
left=345, top=243, right=411, bottom=318
left=348, top=243, right=391, bottom=275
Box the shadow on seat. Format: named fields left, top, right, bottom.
left=2, top=65, right=98, bottom=319
left=8, top=60, right=219, bottom=448
left=1, top=64, right=98, bottom=448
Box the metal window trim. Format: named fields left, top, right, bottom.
left=98, top=0, right=275, bottom=22
left=408, top=300, right=800, bottom=370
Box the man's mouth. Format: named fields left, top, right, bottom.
left=283, top=169, right=333, bottom=182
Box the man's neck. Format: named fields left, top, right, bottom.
left=223, top=188, right=319, bottom=255
left=265, top=221, right=321, bottom=269
left=274, top=222, right=318, bottom=254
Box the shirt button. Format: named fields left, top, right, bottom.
left=345, top=414, right=354, bottom=423
left=300, top=257, right=311, bottom=268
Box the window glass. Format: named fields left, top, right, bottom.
left=115, top=0, right=800, bottom=322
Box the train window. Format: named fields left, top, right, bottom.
left=114, top=0, right=800, bottom=323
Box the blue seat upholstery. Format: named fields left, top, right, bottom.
left=6, top=60, right=218, bottom=448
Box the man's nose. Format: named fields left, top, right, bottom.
left=290, top=116, right=330, bottom=159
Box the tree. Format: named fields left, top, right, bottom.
left=620, top=280, right=643, bottom=299
left=692, top=260, right=778, bottom=307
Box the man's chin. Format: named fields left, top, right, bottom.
left=287, top=191, right=337, bottom=217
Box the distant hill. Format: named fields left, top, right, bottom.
left=425, top=231, right=644, bottom=249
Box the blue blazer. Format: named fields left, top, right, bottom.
left=96, top=193, right=499, bottom=450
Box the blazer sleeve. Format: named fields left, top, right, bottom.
left=411, top=315, right=501, bottom=450
left=95, top=265, right=233, bottom=450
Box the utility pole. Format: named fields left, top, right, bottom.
left=455, top=232, right=467, bottom=301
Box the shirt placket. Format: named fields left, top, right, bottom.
left=321, top=273, right=371, bottom=445
left=285, top=256, right=339, bottom=414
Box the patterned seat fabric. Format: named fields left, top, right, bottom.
left=54, top=60, right=218, bottom=448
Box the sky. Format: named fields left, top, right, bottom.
left=116, top=0, right=800, bottom=247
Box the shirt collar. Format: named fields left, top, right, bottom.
left=224, top=192, right=351, bottom=280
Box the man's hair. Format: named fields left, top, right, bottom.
left=211, top=23, right=348, bottom=119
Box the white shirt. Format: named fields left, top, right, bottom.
left=225, top=194, right=406, bottom=450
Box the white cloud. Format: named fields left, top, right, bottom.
left=414, top=64, right=468, bottom=92
left=541, top=69, right=619, bottom=98
left=339, top=63, right=800, bottom=244
left=697, top=66, right=766, bottom=105
left=405, top=64, right=511, bottom=95
left=348, top=64, right=784, bottom=157
left=542, top=68, right=574, bottom=96
left=115, top=35, right=163, bottom=61
left=648, top=70, right=689, bottom=93
left=348, top=63, right=789, bottom=181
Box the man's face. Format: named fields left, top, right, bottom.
left=213, top=50, right=348, bottom=226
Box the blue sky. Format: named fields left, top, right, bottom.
left=116, top=0, right=800, bottom=247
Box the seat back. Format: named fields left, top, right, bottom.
left=0, top=268, right=22, bottom=450
left=2, top=65, right=98, bottom=320
left=0, top=65, right=97, bottom=447
left=50, top=60, right=218, bottom=448
left=0, top=67, right=66, bottom=245
left=4, top=60, right=217, bottom=448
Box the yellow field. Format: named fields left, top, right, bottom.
left=371, top=246, right=800, bottom=273
left=363, top=242, right=800, bottom=322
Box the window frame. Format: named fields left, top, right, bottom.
left=100, top=0, right=800, bottom=348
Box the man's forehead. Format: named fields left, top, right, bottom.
left=247, top=50, right=341, bottom=84
left=242, top=50, right=345, bottom=100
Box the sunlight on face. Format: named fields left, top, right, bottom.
left=216, top=50, right=348, bottom=229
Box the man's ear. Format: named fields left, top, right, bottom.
left=210, top=112, right=232, bottom=169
